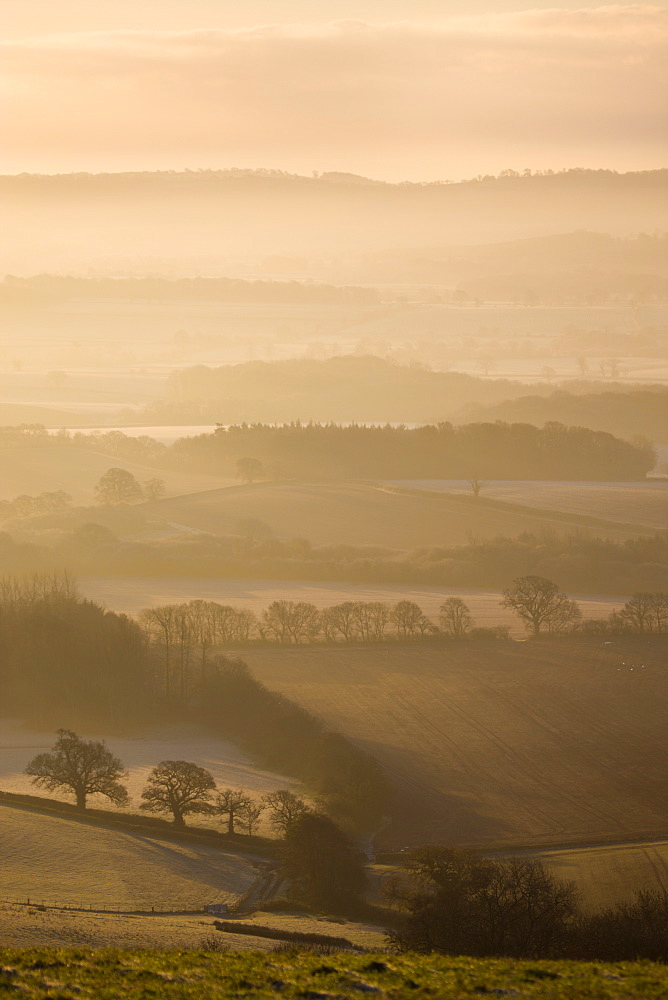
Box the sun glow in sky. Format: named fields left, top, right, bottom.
left=1, top=1, right=666, bottom=179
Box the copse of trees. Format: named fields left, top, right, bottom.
left=0, top=490, right=72, bottom=521
left=387, top=846, right=668, bottom=962
left=0, top=573, right=150, bottom=724
left=168, top=420, right=655, bottom=481
left=283, top=812, right=367, bottom=911
left=387, top=846, right=578, bottom=959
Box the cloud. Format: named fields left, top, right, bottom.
left=1, top=6, right=666, bottom=178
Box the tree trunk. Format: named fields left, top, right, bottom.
left=76, top=790, right=87, bottom=810
left=228, top=813, right=234, bottom=836
left=172, top=810, right=185, bottom=827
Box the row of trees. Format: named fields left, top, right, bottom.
left=138, top=584, right=668, bottom=690
left=0, top=490, right=72, bottom=521
left=170, top=420, right=655, bottom=481
left=3, top=526, right=665, bottom=596
left=24, top=730, right=368, bottom=909
left=24, top=729, right=307, bottom=833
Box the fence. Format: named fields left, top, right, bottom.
left=0, top=897, right=206, bottom=915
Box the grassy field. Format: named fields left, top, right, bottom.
left=77, top=576, right=626, bottom=635
left=0, top=947, right=665, bottom=998
left=0, top=903, right=386, bottom=951
left=141, top=481, right=646, bottom=548
left=0, top=720, right=303, bottom=835
left=0, top=444, right=231, bottom=505
left=239, top=637, right=668, bottom=855
left=506, top=840, right=668, bottom=912
left=389, top=480, right=668, bottom=530
left=0, top=803, right=256, bottom=911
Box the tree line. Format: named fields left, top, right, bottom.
left=1, top=274, right=376, bottom=307
left=24, top=728, right=305, bottom=834
left=169, top=420, right=654, bottom=481
left=3, top=526, right=665, bottom=596
left=138, top=584, right=668, bottom=683
left=0, top=575, right=390, bottom=832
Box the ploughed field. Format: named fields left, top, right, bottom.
left=239, top=637, right=668, bottom=851
left=140, top=481, right=646, bottom=548
left=0, top=804, right=256, bottom=911
left=506, top=839, right=668, bottom=911
left=388, top=479, right=668, bottom=530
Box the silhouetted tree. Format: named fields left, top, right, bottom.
left=388, top=846, right=578, bottom=958
left=262, top=600, right=320, bottom=644
left=140, top=760, right=216, bottom=827
left=390, top=600, right=431, bottom=637
left=143, top=477, right=166, bottom=501
left=236, top=457, right=265, bottom=484
left=94, top=467, right=143, bottom=505
left=216, top=788, right=251, bottom=836
left=501, top=575, right=582, bottom=635
left=238, top=799, right=264, bottom=835
left=25, top=729, right=128, bottom=811
left=439, top=597, right=473, bottom=637
left=262, top=789, right=308, bottom=834
left=283, top=812, right=367, bottom=909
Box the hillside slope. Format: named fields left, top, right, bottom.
left=0, top=804, right=255, bottom=911
left=142, top=481, right=646, bottom=548
left=0, top=445, right=230, bottom=505
left=239, top=637, right=668, bottom=850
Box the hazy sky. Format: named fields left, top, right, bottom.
left=1, top=2, right=666, bottom=180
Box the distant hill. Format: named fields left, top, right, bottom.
left=153, top=356, right=657, bottom=428
left=467, top=388, right=668, bottom=444
left=2, top=168, right=665, bottom=273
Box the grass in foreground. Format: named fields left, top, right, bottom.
left=0, top=949, right=666, bottom=999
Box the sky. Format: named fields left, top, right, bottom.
left=1, top=1, right=666, bottom=180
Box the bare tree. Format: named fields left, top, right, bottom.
left=351, top=601, right=390, bottom=642
left=216, top=788, right=251, bottom=835
left=262, top=789, right=308, bottom=835
left=94, top=468, right=143, bottom=505
left=320, top=602, right=359, bottom=642
left=25, top=729, right=128, bottom=811
left=143, top=477, right=166, bottom=501
left=439, top=597, right=474, bottom=637
left=139, top=604, right=179, bottom=698
left=617, top=592, right=668, bottom=633
left=140, top=760, right=216, bottom=827
left=501, top=576, right=582, bottom=635
left=262, top=600, right=320, bottom=645
left=469, top=475, right=486, bottom=499
left=238, top=799, right=265, bottom=836
left=391, top=600, right=431, bottom=637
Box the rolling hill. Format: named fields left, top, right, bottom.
left=239, top=636, right=668, bottom=852
left=0, top=445, right=230, bottom=505
left=0, top=803, right=255, bottom=911
left=141, top=481, right=649, bottom=548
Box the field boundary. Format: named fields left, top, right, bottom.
left=377, top=482, right=656, bottom=534
left=0, top=897, right=204, bottom=916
